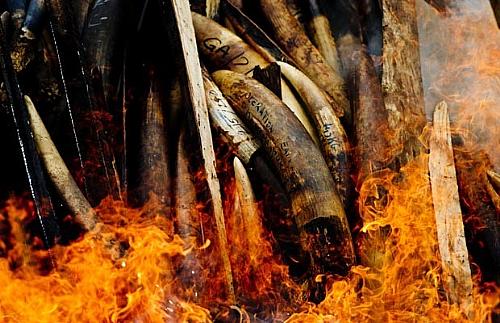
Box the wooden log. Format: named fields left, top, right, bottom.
left=212, top=70, right=355, bottom=275
left=167, top=0, right=235, bottom=302
left=429, top=101, right=473, bottom=318
left=278, top=61, right=353, bottom=207
left=382, top=0, right=427, bottom=168
left=138, top=77, right=171, bottom=207
left=25, top=96, right=99, bottom=232
left=260, top=0, right=350, bottom=121
left=191, top=12, right=318, bottom=143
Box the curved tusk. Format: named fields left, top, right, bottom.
left=278, top=61, right=353, bottom=206
left=212, top=70, right=355, bottom=274
left=354, top=50, right=394, bottom=184
left=191, top=11, right=318, bottom=144
left=202, top=67, right=261, bottom=164
left=259, top=0, right=350, bottom=121
left=138, top=77, right=170, bottom=207
left=24, top=95, right=98, bottom=232
left=233, top=156, right=261, bottom=257
left=304, top=0, right=343, bottom=79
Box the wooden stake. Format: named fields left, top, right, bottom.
left=429, top=101, right=473, bottom=318
left=169, top=0, right=235, bottom=302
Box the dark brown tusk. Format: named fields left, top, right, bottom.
left=212, top=70, right=355, bottom=275
left=278, top=61, right=353, bottom=206
left=175, top=128, right=201, bottom=240
left=202, top=66, right=260, bottom=164
left=174, top=123, right=206, bottom=303
left=138, top=77, right=171, bottom=208
left=259, top=0, right=350, bottom=121
left=354, top=49, right=394, bottom=184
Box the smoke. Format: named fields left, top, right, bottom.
left=417, top=0, right=500, bottom=170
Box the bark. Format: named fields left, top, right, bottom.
left=382, top=0, right=427, bottom=169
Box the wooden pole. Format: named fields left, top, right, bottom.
left=429, top=101, right=474, bottom=318
left=169, top=0, right=235, bottom=302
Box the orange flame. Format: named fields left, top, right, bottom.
left=0, top=1, right=499, bottom=321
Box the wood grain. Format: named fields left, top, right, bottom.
left=429, top=101, right=473, bottom=318
left=170, top=0, right=235, bottom=301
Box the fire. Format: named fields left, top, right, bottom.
left=0, top=0, right=498, bottom=322
left=288, top=156, right=497, bottom=322
left=0, top=197, right=210, bottom=322
left=0, top=156, right=497, bottom=322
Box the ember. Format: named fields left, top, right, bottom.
left=0, top=0, right=498, bottom=322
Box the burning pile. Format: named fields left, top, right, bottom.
left=0, top=0, right=498, bottom=321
